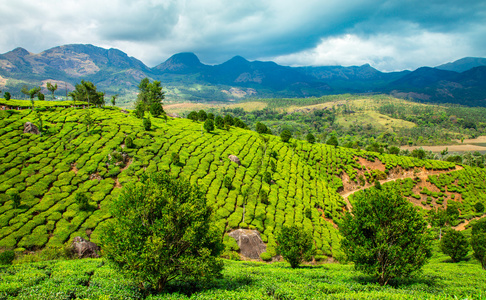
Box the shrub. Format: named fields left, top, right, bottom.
left=8, top=191, right=21, bottom=209
left=280, top=129, right=292, bottom=143
left=0, top=250, right=15, bottom=265
left=125, top=136, right=134, bottom=149
left=276, top=224, right=314, bottom=268
left=149, top=102, right=164, bottom=117
left=204, top=119, right=214, bottom=133
left=223, top=176, right=232, bottom=190
left=75, top=192, right=90, bottom=210
left=187, top=111, right=198, bottom=121
left=259, top=190, right=269, bottom=205
left=341, top=185, right=432, bottom=285
left=306, top=133, right=315, bottom=144
left=143, top=118, right=151, bottom=131
left=471, top=219, right=486, bottom=270
left=100, top=172, right=224, bottom=292
left=263, top=171, right=271, bottom=184
left=256, top=122, right=268, bottom=134
left=475, top=202, right=485, bottom=213
left=171, top=152, right=180, bottom=165
left=326, top=136, right=339, bottom=148
left=440, top=229, right=469, bottom=262
left=260, top=252, right=272, bottom=261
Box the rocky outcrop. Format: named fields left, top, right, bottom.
left=23, top=122, right=40, bottom=135
left=228, top=229, right=266, bottom=259
left=71, top=236, right=100, bottom=258
left=228, top=155, right=241, bottom=165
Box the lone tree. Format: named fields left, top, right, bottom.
left=471, top=218, right=486, bottom=270
left=340, top=185, right=432, bottom=285
left=72, top=80, right=104, bottom=106
left=306, top=133, right=316, bottom=144
left=111, top=94, right=118, bottom=107
left=326, top=136, right=339, bottom=148
left=440, top=228, right=469, bottom=262
left=4, top=92, right=11, bottom=100
left=135, top=78, right=164, bottom=114
left=276, top=224, right=314, bottom=268
left=280, top=129, right=292, bottom=142
left=100, top=172, right=224, bottom=292
left=204, top=119, right=214, bottom=133
left=46, top=82, right=58, bottom=100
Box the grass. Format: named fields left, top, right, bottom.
left=0, top=247, right=485, bottom=299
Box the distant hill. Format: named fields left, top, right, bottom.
left=436, top=57, right=486, bottom=73
left=0, top=44, right=485, bottom=106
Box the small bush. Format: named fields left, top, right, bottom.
left=0, top=250, right=15, bottom=265
left=75, top=192, right=90, bottom=210
left=440, top=229, right=469, bottom=262
left=223, top=176, right=232, bottom=190
left=143, top=118, right=151, bottom=131
left=260, top=252, right=272, bottom=261
left=125, top=136, right=134, bottom=148
left=475, top=202, right=485, bottom=213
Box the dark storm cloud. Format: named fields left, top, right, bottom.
left=0, top=0, right=485, bottom=70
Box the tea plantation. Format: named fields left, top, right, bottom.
left=2, top=102, right=485, bottom=259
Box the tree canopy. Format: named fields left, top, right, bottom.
left=276, top=224, right=314, bottom=268
left=100, top=172, right=224, bottom=292
left=341, top=185, right=432, bottom=285
left=71, top=80, right=104, bottom=106
left=135, top=78, right=164, bottom=114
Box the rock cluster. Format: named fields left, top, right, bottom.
left=228, top=229, right=266, bottom=259
left=71, top=236, right=100, bottom=258
left=23, top=122, right=40, bottom=135
left=228, top=155, right=241, bottom=165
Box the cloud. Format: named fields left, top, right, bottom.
left=0, top=0, right=485, bottom=70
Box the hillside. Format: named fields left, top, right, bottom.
left=1, top=44, right=486, bottom=106
left=1, top=102, right=486, bottom=261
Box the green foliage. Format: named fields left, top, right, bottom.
left=260, top=252, right=272, bottom=261
left=280, top=129, right=291, bottom=142
left=72, top=80, right=104, bottom=106
left=475, top=202, right=485, bottom=213
left=306, top=133, right=315, bottom=144
left=4, top=91, right=11, bottom=100
left=198, top=110, right=207, bottom=122
left=259, top=189, right=269, bottom=205
left=471, top=219, right=486, bottom=270
left=187, top=111, right=198, bottom=122
left=143, top=117, right=152, bottom=131
left=263, top=171, right=271, bottom=184
left=256, top=122, right=268, bottom=134
left=326, top=135, right=339, bottom=147
left=75, top=192, right=90, bottom=211
left=223, top=114, right=234, bottom=126
left=125, top=136, right=134, bottom=148
left=37, top=92, right=45, bottom=101
left=204, top=119, right=214, bottom=133
left=207, top=112, right=214, bottom=120
left=341, top=185, right=432, bottom=285
left=171, top=152, right=180, bottom=165
left=100, top=172, right=224, bottom=292
left=46, top=82, right=58, bottom=100
left=223, top=176, right=232, bottom=190
left=440, top=229, right=469, bottom=262
left=8, top=191, right=21, bottom=209
left=215, top=115, right=224, bottom=128
left=135, top=104, right=145, bottom=119
left=276, top=224, right=314, bottom=268
left=150, top=102, right=164, bottom=117
left=0, top=250, right=15, bottom=265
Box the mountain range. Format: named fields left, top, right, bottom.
left=0, top=44, right=485, bottom=106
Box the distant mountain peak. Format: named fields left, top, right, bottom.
left=9, top=47, right=30, bottom=56
left=436, top=57, right=486, bottom=73
left=154, top=52, right=206, bottom=73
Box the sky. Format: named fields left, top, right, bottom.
left=0, top=0, right=485, bottom=72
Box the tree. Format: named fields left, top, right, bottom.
left=187, top=111, right=198, bottom=122
left=471, top=219, right=486, bottom=270
left=207, top=113, right=215, bottom=120
left=111, top=94, right=118, bottom=107
left=475, top=202, right=485, bottom=213
left=37, top=92, right=45, bottom=100
left=72, top=80, right=104, bottom=106
left=198, top=110, right=207, bottom=122
left=234, top=118, right=246, bottom=129
left=4, top=92, right=11, bottom=101
left=276, top=224, right=314, bottom=268
left=135, top=78, right=165, bottom=113
left=440, top=229, right=469, bottom=262
left=150, top=102, right=164, bottom=117
left=125, top=136, right=134, bottom=149
left=223, top=114, right=234, bottom=126
left=100, top=172, right=224, bottom=292
left=204, top=119, right=214, bottom=133
left=75, top=192, right=90, bottom=211
left=143, top=117, right=152, bottom=131
left=340, top=186, right=432, bottom=285
left=256, top=122, right=268, bottom=134
left=46, top=82, right=58, bottom=101
left=306, top=133, right=315, bottom=144
left=326, top=136, right=339, bottom=148
left=280, top=129, right=292, bottom=142
left=215, top=115, right=224, bottom=128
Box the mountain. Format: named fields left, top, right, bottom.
left=1, top=44, right=486, bottom=106
left=436, top=57, right=486, bottom=73
left=153, top=52, right=208, bottom=74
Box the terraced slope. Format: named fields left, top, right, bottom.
left=1, top=104, right=483, bottom=260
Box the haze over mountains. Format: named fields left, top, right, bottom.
left=0, top=44, right=485, bottom=106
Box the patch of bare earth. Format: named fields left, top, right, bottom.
left=113, top=158, right=132, bottom=189
left=453, top=215, right=486, bottom=231
left=340, top=157, right=462, bottom=212
left=70, top=163, right=78, bottom=174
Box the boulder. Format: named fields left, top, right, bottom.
left=228, top=155, right=241, bottom=165
left=228, top=229, right=266, bottom=259
left=23, top=122, right=40, bottom=135
left=71, top=236, right=100, bottom=258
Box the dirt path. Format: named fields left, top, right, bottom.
left=340, top=163, right=463, bottom=212
left=453, top=215, right=486, bottom=231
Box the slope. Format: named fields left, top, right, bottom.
left=1, top=103, right=485, bottom=260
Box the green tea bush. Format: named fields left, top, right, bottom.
left=0, top=249, right=15, bottom=265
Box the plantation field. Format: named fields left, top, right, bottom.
left=1, top=102, right=486, bottom=260
left=1, top=249, right=485, bottom=299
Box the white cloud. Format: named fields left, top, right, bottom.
left=271, top=32, right=473, bottom=72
